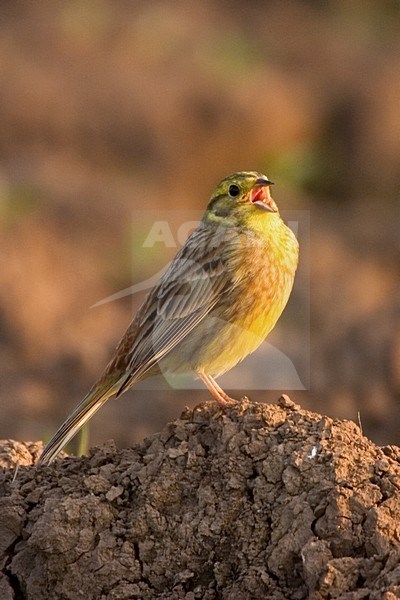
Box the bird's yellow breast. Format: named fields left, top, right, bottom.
left=233, top=212, right=299, bottom=336
left=202, top=216, right=298, bottom=375
left=165, top=212, right=299, bottom=377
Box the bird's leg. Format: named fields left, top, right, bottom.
left=208, top=375, right=237, bottom=404
left=197, top=370, right=236, bottom=406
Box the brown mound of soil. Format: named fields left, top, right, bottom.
left=1, top=396, right=400, bottom=599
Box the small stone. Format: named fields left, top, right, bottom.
left=106, top=485, right=124, bottom=502
left=278, top=394, right=299, bottom=410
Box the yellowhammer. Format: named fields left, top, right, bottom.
left=39, top=171, right=299, bottom=464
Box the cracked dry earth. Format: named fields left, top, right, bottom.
left=1, top=396, right=400, bottom=599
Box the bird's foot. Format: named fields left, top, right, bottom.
left=196, top=371, right=237, bottom=406
left=215, top=394, right=237, bottom=406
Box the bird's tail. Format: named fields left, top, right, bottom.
left=38, top=379, right=121, bottom=465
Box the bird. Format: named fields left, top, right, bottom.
left=38, top=171, right=299, bottom=465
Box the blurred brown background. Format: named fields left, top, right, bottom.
left=0, top=1, right=399, bottom=449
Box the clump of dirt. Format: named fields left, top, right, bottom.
left=1, top=396, right=400, bottom=599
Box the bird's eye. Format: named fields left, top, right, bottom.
left=228, top=184, right=240, bottom=197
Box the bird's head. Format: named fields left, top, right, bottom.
left=204, top=171, right=278, bottom=228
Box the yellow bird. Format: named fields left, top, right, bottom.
left=39, top=171, right=299, bottom=464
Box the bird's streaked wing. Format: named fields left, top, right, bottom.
left=115, top=224, right=244, bottom=394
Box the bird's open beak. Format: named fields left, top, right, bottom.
left=249, top=178, right=278, bottom=212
